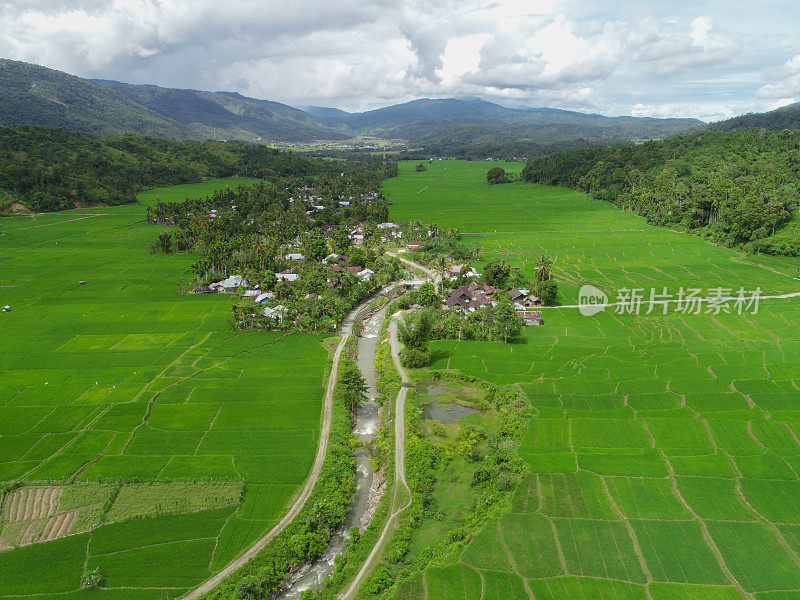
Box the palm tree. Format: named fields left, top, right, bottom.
left=535, top=254, right=553, bottom=282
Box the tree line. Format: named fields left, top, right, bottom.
left=0, top=125, right=321, bottom=212
left=521, top=129, right=800, bottom=255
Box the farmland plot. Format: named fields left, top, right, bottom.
left=0, top=179, right=329, bottom=597
left=383, top=161, right=800, bottom=599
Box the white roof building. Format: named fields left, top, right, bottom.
left=209, top=275, right=248, bottom=291
left=254, top=292, right=276, bottom=303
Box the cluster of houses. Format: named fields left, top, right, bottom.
left=318, top=222, right=402, bottom=246
left=207, top=248, right=381, bottom=323
left=445, top=282, right=543, bottom=326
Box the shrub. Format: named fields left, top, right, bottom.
left=401, top=346, right=431, bottom=368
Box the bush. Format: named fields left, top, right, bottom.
left=486, top=167, right=508, bottom=185
left=235, top=576, right=262, bottom=600
left=80, top=567, right=104, bottom=589
left=533, top=280, right=558, bottom=305
left=401, top=346, right=431, bottom=368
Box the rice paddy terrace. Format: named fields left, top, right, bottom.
left=384, top=161, right=800, bottom=600
left=0, top=179, right=330, bottom=599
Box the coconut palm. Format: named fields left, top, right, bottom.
left=535, top=254, right=553, bottom=282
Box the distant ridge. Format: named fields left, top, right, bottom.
left=0, top=59, right=705, bottom=148
left=92, top=80, right=349, bottom=142
left=710, top=102, right=800, bottom=132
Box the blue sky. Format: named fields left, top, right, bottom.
left=1, top=0, right=799, bottom=121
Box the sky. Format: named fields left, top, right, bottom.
left=1, top=0, right=799, bottom=122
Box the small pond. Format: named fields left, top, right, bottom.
left=422, top=403, right=480, bottom=424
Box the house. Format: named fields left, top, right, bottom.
left=339, top=201, right=350, bottom=206
left=516, top=311, right=543, bottom=326
left=209, top=275, right=248, bottom=293
left=322, top=253, right=346, bottom=264
left=357, top=269, right=375, bottom=280
left=276, top=269, right=299, bottom=282
left=445, top=282, right=497, bottom=312
left=263, top=305, right=287, bottom=320
left=346, top=266, right=363, bottom=274
left=254, top=292, right=275, bottom=304
left=377, top=222, right=399, bottom=229
left=243, top=290, right=260, bottom=298
left=509, top=288, right=542, bottom=308
left=284, top=253, right=305, bottom=261
left=406, top=243, right=422, bottom=251
left=449, top=264, right=467, bottom=276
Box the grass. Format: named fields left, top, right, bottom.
left=0, top=178, right=330, bottom=597
left=383, top=160, right=800, bottom=599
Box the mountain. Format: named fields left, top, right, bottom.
left=297, top=105, right=352, bottom=123
left=710, top=102, right=800, bottom=132
left=303, top=98, right=704, bottom=143
left=0, top=59, right=703, bottom=149
left=92, top=80, right=349, bottom=142
left=0, top=59, right=346, bottom=142
left=0, top=59, right=186, bottom=138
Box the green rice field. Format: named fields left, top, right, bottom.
left=0, top=179, right=329, bottom=598
left=386, top=161, right=800, bottom=600
left=387, top=160, right=799, bottom=303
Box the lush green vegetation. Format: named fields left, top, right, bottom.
left=0, top=59, right=347, bottom=143
left=0, top=125, right=316, bottom=212
left=385, top=160, right=799, bottom=303
left=147, top=161, right=402, bottom=332
left=199, top=354, right=366, bottom=600
left=711, top=102, right=800, bottom=132
left=522, top=129, right=800, bottom=255
left=0, top=178, right=331, bottom=597
left=377, top=160, right=800, bottom=600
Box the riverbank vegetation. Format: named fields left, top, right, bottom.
left=201, top=355, right=367, bottom=600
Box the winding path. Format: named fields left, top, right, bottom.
left=340, top=317, right=413, bottom=600
left=181, top=299, right=371, bottom=600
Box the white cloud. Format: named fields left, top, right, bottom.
left=758, top=54, right=800, bottom=99
left=0, top=0, right=795, bottom=118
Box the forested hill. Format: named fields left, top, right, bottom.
left=0, top=126, right=317, bottom=212
left=92, top=80, right=348, bottom=142
left=0, top=60, right=345, bottom=142
left=521, top=129, right=800, bottom=256
left=0, top=59, right=186, bottom=138
left=308, top=97, right=703, bottom=148
left=711, top=103, right=800, bottom=132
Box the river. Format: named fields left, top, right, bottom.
left=274, top=305, right=388, bottom=598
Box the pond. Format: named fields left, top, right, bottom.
left=422, top=402, right=480, bottom=424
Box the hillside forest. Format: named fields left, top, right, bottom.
left=522, top=129, right=800, bottom=256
